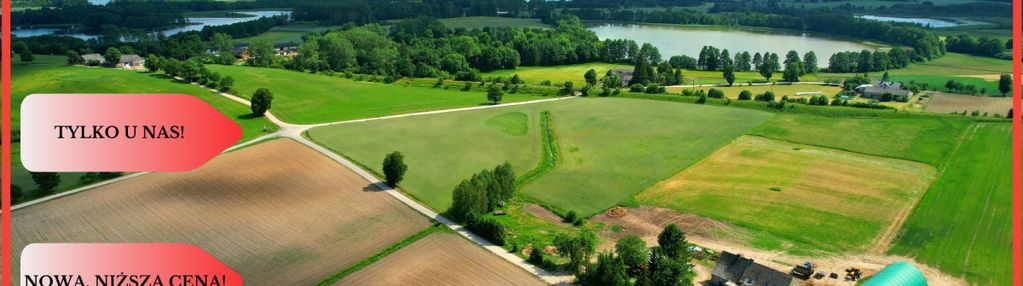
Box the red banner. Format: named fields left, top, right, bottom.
left=20, top=94, right=241, bottom=172
left=21, top=243, right=242, bottom=286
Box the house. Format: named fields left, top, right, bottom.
left=79, top=53, right=146, bottom=70
left=858, top=80, right=913, bottom=99
left=117, top=54, right=146, bottom=70
left=80, top=53, right=105, bottom=65
left=711, top=252, right=797, bottom=286
left=609, top=69, right=634, bottom=86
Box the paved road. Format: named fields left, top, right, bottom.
left=15, top=80, right=577, bottom=285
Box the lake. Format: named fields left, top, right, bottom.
left=13, top=10, right=290, bottom=40
left=587, top=23, right=875, bottom=68
left=855, top=15, right=960, bottom=28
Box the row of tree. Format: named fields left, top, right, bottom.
left=827, top=48, right=912, bottom=73
left=945, top=35, right=1012, bottom=59
left=573, top=224, right=695, bottom=286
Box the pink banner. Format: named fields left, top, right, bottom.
left=20, top=94, right=242, bottom=172
left=21, top=243, right=242, bottom=286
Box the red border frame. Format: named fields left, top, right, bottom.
left=0, top=2, right=1018, bottom=286
left=1014, top=0, right=1022, bottom=285
left=3, top=0, right=12, bottom=281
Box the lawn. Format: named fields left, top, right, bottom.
left=666, top=84, right=842, bottom=99
left=889, top=123, right=1013, bottom=286
left=748, top=114, right=971, bottom=167
left=636, top=136, right=934, bottom=254
left=207, top=65, right=542, bottom=124
left=438, top=16, right=552, bottom=30
left=308, top=98, right=772, bottom=216
left=11, top=55, right=277, bottom=200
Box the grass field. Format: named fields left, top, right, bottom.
left=889, top=123, right=1013, bottom=286
left=923, top=92, right=1012, bottom=116
left=636, top=136, right=934, bottom=254
left=666, top=84, right=842, bottom=98
left=438, top=16, right=551, bottom=30
left=11, top=56, right=277, bottom=199
left=11, top=139, right=432, bottom=286
left=207, top=65, right=541, bottom=124
left=233, top=24, right=342, bottom=45
left=308, top=98, right=772, bottom=216
left=480, top=63, right=633, bottom=87
left=335, top=232, right=546, bottom=286
left=748, top=115, right=971, bottom=167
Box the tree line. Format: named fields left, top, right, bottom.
left=945, top=35, right=1012, bottom=59
left=827, top=49, right=912, bottom=73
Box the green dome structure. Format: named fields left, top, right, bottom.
left=863, top=262, right=927, bottom=286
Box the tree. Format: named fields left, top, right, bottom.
left=580, top=252, right=629, bottom=286
left=555, top=231, right=597, bottom=274
left=999, top=74, right=1012, bottom=96
left=562, top=81, right=575, bottom=96
left=723, top=65, right=735, bottom=86
left=66, top=50, right=82, bottom=65
left=510, top=74, right=523, bottom=85
left=802, top=51, right=817, bottom=74
left=758, top=61, right=774, bottom=82
left=882, top=71, right=891, bottom=82
left=492, top=162, right=516, bottom=205
left=382, top=151, right=408, bottom=187
left=487, top=84, right=504, bottom=104
left=648, top=248, right=694, bottom=286
left=103, top=47, right=122, bottom=67
left=220, top=76, right=235, bottom=92
left=20, top=49, right=35, bottom=62
left=250, top=88, right=274, bottom=116
left=695, top=94, right=707, bottom=104
left=11, top=185, right=23, bottom=201
left=615, top=235, right=648, bottom=275
left=738, top=90, right=752, bottom=100
left=584, top=69, right=598, bottom=85
left=247, top=40, right=275, bottom=67
left=31, top=172, right=60, bottom=195
left=658, top=224, right=687, bottom=259
left=145, top=55, right=161, bottom=72
left=1008, top=108, right=1014, bottom=119
left=782, top=62, right=800, bottom=82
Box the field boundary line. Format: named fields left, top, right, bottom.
left=313, top=224, right=445, bottom=286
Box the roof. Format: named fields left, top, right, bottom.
left=81, top=53, right=105, bottom=62
left=862, top=262, right=927, bottom=286
left=119, top=54, right=145, bottom=63
left=610, top=69, right=634, bottom=83
left=712, top=252, right=794, bottom=286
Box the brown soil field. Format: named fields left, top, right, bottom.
left=923, top=92, right=1012, bottom=116
left=11, top=139, right=431, bottom=286
left=335, top=232, right=546, bottom=286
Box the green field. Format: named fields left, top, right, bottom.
left=637, top=136, right=934, bottom=254
left=666, top=84, right=842, bottom=99
left=889, top=123, right=1013, bottom=286
left=748, top=115, right=971, bottom=167
left=233, top=24, right=341, bottom=45
left=11, top=55, right=277, bottom=200
left=308, top=98, right=771, bottom=215
left=480, top=63, right=633, bottom=87
left=207, top=65, right=542, bottom=124
left=438, top=16, right=551, bottom=30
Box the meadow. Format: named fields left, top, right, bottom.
left=636, top=136, right=934, bottom=254
left=748, top=114, right=971, bottom=167
left=665, top=84, right=842, bottom=99
left=206, top=65, right=542, bottom=124
left=888, top=123, right=1013, bottom=286
left=308, top=98, right=771, bottom=216
left=11, top=139, right=432, bottom=286
left=480, top=62, right=633, bottom=87
left=11, top=56, right=277, bottom=199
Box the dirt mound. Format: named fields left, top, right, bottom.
left=606, top=206, right=628, bottom=218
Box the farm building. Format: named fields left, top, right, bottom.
left=609, top=69, right=634, bottom=86
left=857, top=81, right=913, bottom=99
left=710, top=252, right=797, bottom=286
left=862, top=262, right=927, bottom=286
left=79, top=53, right=146, bottom=70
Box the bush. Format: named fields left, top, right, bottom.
left=737, top=90, right=752, bottom=100
left=754, top=91, right=775, bottom=102
left=462, top=81, right=473, bottom=91
left=564, top=210, right=578, bottom=223
left=467, top=215, right=506, bottom=246
left=629, top=84, right=645, bottom=93
left=695, top=94, right=707, bottom=104
left=707, top=88, right=725, bottom=99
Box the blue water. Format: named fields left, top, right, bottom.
left=13, top=10, right=290, bottom=39
left=856, top=15, right=960, bottom=28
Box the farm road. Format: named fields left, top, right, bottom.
left=16, top=79, right=577, bottom=285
